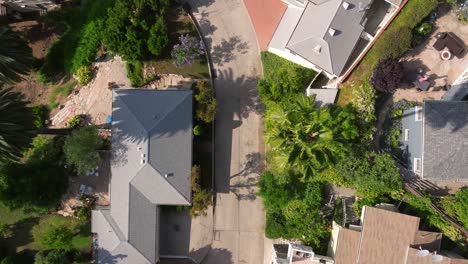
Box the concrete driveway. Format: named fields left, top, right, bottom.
left=186, top=0, right=266, bottom=263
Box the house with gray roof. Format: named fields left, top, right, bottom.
left=92, top=89, right=193, bottom=264
left=268, top=0, right=402, bottom=78
left=400, top=100, right=468, bottom=181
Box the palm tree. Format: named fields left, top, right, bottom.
left=0, top=27, right=33, bottom=83
left=0, top=87, right=35, bottom=161
left=265, top=94, right=359, bottom=181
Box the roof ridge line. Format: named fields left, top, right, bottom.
left=322, top=0, right=343, bottom=39
left=114, top=91, right=149, bottom=135
left=147, top=91, right=192, bottom=134
left=146, top=162, right=191, bottom=204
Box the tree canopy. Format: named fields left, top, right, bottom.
left=103, top=0, right=170, bottom=60
left=0, top=136, right=68, bottom=209
left=370, top=58, right=404, bottom=93
left=0, top=27, right=33, bottom=83
left=0, top=87, right=34, bottom=161
left=258, top=171, right=328, bottom=247
left=193, top=81, right=217, bottom=124
left=63, top=126, right=102, bottom=175
left=265, top=94, right=359, bottom=181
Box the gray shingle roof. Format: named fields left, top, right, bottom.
left=286, top=0, right=371, bottom=75
left=92, top=89, right=193, bottom=264
left=423, top=100, right=468, bottom=180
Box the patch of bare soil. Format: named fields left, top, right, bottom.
left=10, top=20, right=65, bottom=59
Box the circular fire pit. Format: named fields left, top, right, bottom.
left=441, top=50, right=452, bottom=61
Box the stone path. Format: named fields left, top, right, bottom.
left=51, top=56, right=131, bottom=128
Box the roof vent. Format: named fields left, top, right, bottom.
left=165, top=173, right=174, bottom=178
left=416, top=248, right=429, bottom=257
left=342, top=1, right=350, bottom=9
left=314, top=45, right=322, bottom=53
left=328, top=28, right=336, bottom=36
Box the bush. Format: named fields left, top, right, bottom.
left=193, top=81, right=217, bottom=123
left=148, top=16, right=169, bottom=57
left=171, top=34, right=205, bottom=67
left=126, top=60, right=144, bottom=87
left=71, top=19, right=105, bottom=72
left=370, top=58, right=404, bottom=93
left=190, top=165, right=213, bottom=217
left=258, top=68, right=305, bottom=103
left=63, top=126, right=102, bottom=175
left=440, top=188, right=468, bottom=229
left=414, top=22, right=433, bottom=36
left=35, top=250, right=71, bottom=264
left=259, top=51, right=316, bottom=104
left=31, top=105, right=48, bottom=129
left=67, top=115, right=82, bottom=129
left=335, top=152, right=403, bottom=200
left=75, top=65, right=92, bottom=85
left=193, top=124, right=204, bottom=136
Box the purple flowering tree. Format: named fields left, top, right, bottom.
left=171, top=34, right=205, bottom=67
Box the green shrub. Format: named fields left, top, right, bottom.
left=259, top=51, right=316, bottom=103
left=192, top=81, right=217, bottom=123
left=35, top=250, right=71, bottom=264
left=67, top=115, right=82, bottom=129
left=75, top=65, right=92, bottom=85
left=126, top=60, right=144, bottom=87
left=31, top=105, right=48, bottom=129
left=148, top=16, right=169, bottom=57
left=414, top=22, right=433, bottom=36
left=63, top=126, right=102, bottom=175
left=190, top=165, right=213, bottom=217
left=440, top=188, right=468, bottom=229
left=193, top=124, right=204, bottom=136
left=71, top=19, right=105, bottom=72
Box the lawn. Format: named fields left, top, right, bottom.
left=337, top=0, right=439, bottom=105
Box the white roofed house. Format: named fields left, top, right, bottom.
left=92, top=89, right=193, bottom=264
left=268, top=0, right=404, bottom=80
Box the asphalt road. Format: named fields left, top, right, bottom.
left=187, top=0, right=266, bottom=263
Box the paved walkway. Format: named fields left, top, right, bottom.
left=187, top=0, right=266, bottom=263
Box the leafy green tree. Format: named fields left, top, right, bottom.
left=193, top=81, right=217, bottom=123
left=0, top=136, right=68, bottom=208
left=336, top=152, right=402, bottom=200
left=0, top=87, right=34, bottom=161
left=265, top=94, right=359, bottom=181
left=35, top=250, right=70, bottom=264
left=441, top=188, right=468, bottom=229
left=103, top=0, right=169, bottom=60
left=33, top=225, right=74, bottom=251
left=0, top=27, right=33, bottom=83
left=63, top=126, right=102, bottom=174
left=258, top=171, right=328, bottom=247
left=258, top=68, right=304, bottom=103
left=148, top=16, right=168, bottom=56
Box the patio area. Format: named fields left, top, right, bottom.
left=400, top=6, right=468, bottom=90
